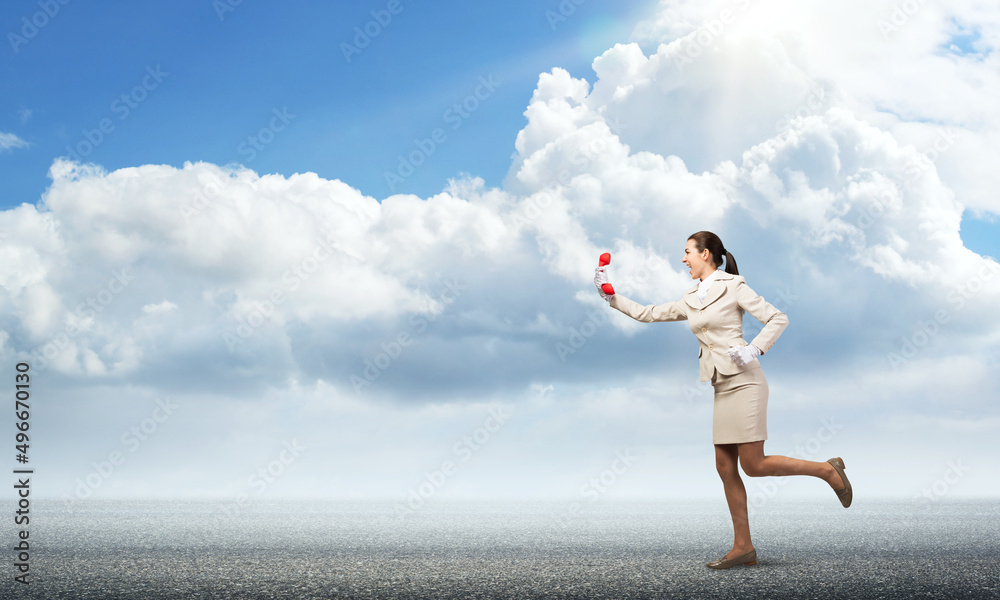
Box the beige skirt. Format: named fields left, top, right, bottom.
left=711, top=362, right=768, bottom=444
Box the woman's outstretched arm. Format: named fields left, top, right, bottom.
left=595, top=253, right=688, bottom=323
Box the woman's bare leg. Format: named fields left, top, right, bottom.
left=736, top=441, right=844, bottom=489
left=715, top=443, right=754, bottom=558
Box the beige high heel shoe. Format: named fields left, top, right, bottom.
left=706, top=548, right=757, bottom=569
left=827, top=457, right=852, bottom=508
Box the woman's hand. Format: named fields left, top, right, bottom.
left=727, top=344, right=761, bottom=367
left=595, top=252, right=615, bottom=302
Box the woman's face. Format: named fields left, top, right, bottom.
left=682, top=239, right=715, bottom=280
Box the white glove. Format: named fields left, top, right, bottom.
left=594, top=267, right=613, bottom=302
left=727, top=344, right=761, bottom=367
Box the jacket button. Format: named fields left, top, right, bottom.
left=709, top=344, right=714, bottom=349
left=702, top=327, right=707, bottom=332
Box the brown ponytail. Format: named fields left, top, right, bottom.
left=688, top=231, right=739, bottom=276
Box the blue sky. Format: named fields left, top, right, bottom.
left=1, top=0, right=999, bottom=504
left=1, top=0, right=653, bottom=204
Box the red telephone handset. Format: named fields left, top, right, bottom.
left=597, top=253, right=614, bottom=296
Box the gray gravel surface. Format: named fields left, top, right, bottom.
left=3, top=498, right=997, bottom=599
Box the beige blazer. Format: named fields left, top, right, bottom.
left=609, top=271, right=788, bottom=382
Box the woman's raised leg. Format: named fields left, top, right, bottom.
left=736, top=441, right=844, bottom=490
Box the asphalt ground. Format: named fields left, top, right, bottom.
left=5, top=498, right=997, bottom=599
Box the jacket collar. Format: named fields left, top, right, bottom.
left=684, top=271, right=735, bottom=309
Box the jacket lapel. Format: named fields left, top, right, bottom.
left=683, top=286, right=700, bottom=309
left=684, top=272, right=734, bottom=309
